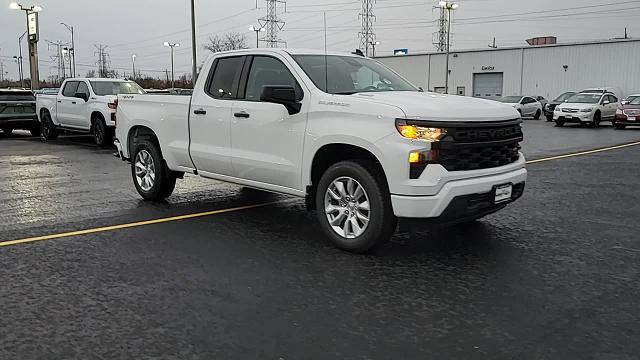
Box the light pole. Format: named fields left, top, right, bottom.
left=164, top=42, right=179, bottom=89
left=131, top=54, right=136, bottom=81
left=249, top=26, right=266, bottom=48
left=439, top=1, right=458, bottom=95
left=62, top=47, right=72, bottom=79
left=60, top=23, right=75, bottom=77
left=18, top=31, right=27, bottom=89
left=10, top=2, right=42, bottom=90
left=369, top=41, right=381, bottom=57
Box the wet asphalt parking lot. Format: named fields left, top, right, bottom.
left=1, top=121, right=640, bottom=359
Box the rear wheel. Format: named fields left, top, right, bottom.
left=131, top=139, right=176, bottom=201
left=315, top=160, right=397, bottom=253
left=92, top=117, right=111, bottom=147
left=534, top=109, right=541, bottom=120
left=41, top=112, right=58, bottom=140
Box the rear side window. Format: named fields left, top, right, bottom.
left=0, top=91, right=35, bottom=101
left=608, top=95, right=618, bottom=103
left=62, top=82, right=79, bottom=97
left=206, top=56, right=245, bottom=99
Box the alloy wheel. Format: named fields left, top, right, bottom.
left=134, top=150, right=156, bottom=191
left=324, top=176, right=371, bottom=239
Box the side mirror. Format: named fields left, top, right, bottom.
left=75, top=92, right=89, bottom=102
left=621, top=100, right=629, bottom=105
left=260, top=86, right=301, bottom=115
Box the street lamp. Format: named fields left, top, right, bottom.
left=439, top=1, right=458, bottom=94
left=249, top=26, right=266, bottom=48
left=60, top=23, right=75, bottom=77
left=131, top=54, right=136, bottom=81
left=10, top=2, right=42, bottom=90
left=16, top=31, right=27, bottom=88
left=164, top=42, right=179, bottom=89
left=369, top=41, right=381, bottom=57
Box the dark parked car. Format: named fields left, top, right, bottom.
left=544, top=91, right=576, bottom=121
left=0, top=89, right=40, bottom=136
left=613, top=94, right=640, bottom=130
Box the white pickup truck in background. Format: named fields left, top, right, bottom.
left=36, top=78, right=145, bottom=146
left=114, top=49, right=527, bottom=253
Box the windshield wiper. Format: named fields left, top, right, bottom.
left=332, top=91, right=357, bottom=95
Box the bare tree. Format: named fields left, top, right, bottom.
left=85, top=70, right=96, bottom=78
left=204, top=32, right=249, bottom=53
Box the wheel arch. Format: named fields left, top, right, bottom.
left=127, top=125, right=162, bottom=158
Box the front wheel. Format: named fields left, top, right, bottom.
left=555, top=120, right=565, bottom=127
left=315, top=160, right=397, bottom=253
left=93, top=117, right=112, bottom=147
left=591, top=112, right=601, bottom=128
left=546, top=115, right=553, bottom=122
left=131, top=140, right=176, bottom=201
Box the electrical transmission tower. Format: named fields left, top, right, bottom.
left=433, top=3, right=447, bottom=52
left=359, top=0, right=376, bottom=57
left=47, top=40, right=70, bottom=83
left=258, top=0, right=287, bottom=48
left=94, top=44, right=111, bottom=77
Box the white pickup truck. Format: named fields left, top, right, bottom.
left=114, top=49, right=527, bottom=253
left=36, top=78, right=145, bottom=146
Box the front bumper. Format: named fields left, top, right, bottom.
left=553, top=112, right=591, bottom=122
left=391, top=167, right=527, bottom=218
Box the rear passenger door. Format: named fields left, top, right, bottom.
left=57, top=81, right=79, bottom=127
left=605, top=95, right=619, bottom=119
left=189, top=56, right=246, bottom=176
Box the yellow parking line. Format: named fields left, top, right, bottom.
left=0, top=202, right=279, bottom=247
left=2, top=140, right=639, bottom=248
left=526, top=141, right=640, bottom=164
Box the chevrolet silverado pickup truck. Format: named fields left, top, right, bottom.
left=36, top=78, right=145, bottom=146
left=114, top=49, right=527, bottom=253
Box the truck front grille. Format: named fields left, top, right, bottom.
left=435, top=119, right=523, bottom=172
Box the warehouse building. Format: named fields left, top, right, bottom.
left=376, top=38, right=640, bottom=100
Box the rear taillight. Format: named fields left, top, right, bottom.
left=108, top=99, right=118, bottom=110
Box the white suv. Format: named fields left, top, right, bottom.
left=553, top=92, right=619, bottom=128
left=497, top=96, right=543, bottom=119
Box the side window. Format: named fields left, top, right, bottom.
left=76, top=82, right=89, bottom=96
left=62, top=81, right=79, bottom=97
left=609, top=95, right=618, bottom=103
left=521, top=97, right=529, bottom=104
left=243, top=56, right=300, bottom=101
left=206, top=56, right=245, bottom=99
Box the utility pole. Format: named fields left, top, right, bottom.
left=163, top=42, right=179, bottom=89
left=433, top=2, right=447, bottom=52
left=132, top=54, right=136, bottom=80
left=94, top=44, right=110, bottom=77
left=0, top=60, right=5, bottom=83
left=61, top=23, right=75, bottom=77
left=359, top=0, right=376, bottom=57
left=10, top=2, right=43, bottom=90
left=439, top=1, right=458, bottom=95
left=258, top=0, right=287, bottom=48
left=47, top=40, right=69, bottom=82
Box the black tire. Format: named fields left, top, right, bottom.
left=1, top=127, right=12, bottom=135
left=131, top=139, right=177, bottom=201
left=92, top=116, right=112, bottom=147
left=546, top=115, right=553, bottom=122
left=555, top=120, right=565, bottom=127
left=591, top=111, right=601, bottom=128
left=315, top=160, right=397, bottom=253
left=30, top=123, right=42, bottom=137
left=517, top=109, right=522, bottom=118
left=41, top=112, right=58, bottom=140
left=534, top=109, right=541, bottom=120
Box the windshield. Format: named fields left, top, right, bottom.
left=554, top=92, right=575, bottom=102
left=90, top=81, right=145, bottom=96
left=625, top=96, right=640, bottom=105
left=498, top=96, right=522, bottom=103
left=292, top=55, right=417, bottom=94
left=566, top=93, right=601, bottom=104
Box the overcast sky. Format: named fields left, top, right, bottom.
left=0, top=0, right=637, bottom=80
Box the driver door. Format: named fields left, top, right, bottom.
left=67, top=81, right=91, bottom=129
left=229, top=55, right=307, bottom=191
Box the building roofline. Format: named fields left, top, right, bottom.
left=375, top=38, right=640, bottom=59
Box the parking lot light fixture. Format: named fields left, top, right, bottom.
left=249, top=26, right=266, bottom=48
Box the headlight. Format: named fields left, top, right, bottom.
left=580, top=108, right=593, bottom=113
left=616, top=109, right=623, bottom=115
left=395, top=120, right=447, bottom=142
left=544, top=104, right=549, bottom=110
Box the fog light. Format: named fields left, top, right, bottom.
left=409, top=151, right=422, bottom=163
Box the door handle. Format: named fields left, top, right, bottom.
left=193, top=109, right=207, bottom=115
left=72, top=101, right=77, bottom=104
left=234, top=111, right=250, bottom=118
left=57, top=100, right=62, bottom=103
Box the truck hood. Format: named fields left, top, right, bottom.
left=352, top=91, right=519, bottom=121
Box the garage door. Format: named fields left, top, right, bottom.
left=473, top=73, right=503, bottom=99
